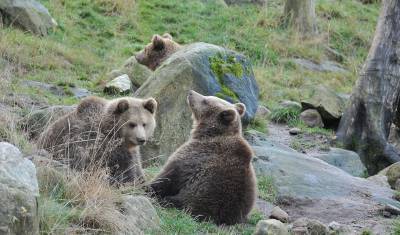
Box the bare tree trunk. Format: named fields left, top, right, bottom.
left=336, top=0, right=400, bottom=174
left=283, top=0, right=318, bottom=37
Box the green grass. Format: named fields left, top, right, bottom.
left=247, top=117, right=268, bottom=133
left=269, top=105, right=301, bottom=125
left=257, top=175, right=277, bottom=203
left=393, top=219, right=400, bottom=235
left=150, top=206, right=262, bottom=235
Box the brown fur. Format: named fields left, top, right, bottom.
left=135, top=33, right=181, bottom=71
left=38, top=96, right=157, bottom=184
left=149, top=90, right=256, bottom=225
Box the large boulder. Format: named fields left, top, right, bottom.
left=250, top=134, right=399, bottom=234
left=0, top=0, right=57, bottom=36
left=301, top=85, right=346, bottom=127
left=0, top=142, right=39, bottom=235
left=313, top=148, right=367, bottom=177
left=135, top=42, right=259, bottom=161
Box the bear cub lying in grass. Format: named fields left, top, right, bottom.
left=149, top=90, right=256, bottom=225
left=38, top=96, right=157, bottom=184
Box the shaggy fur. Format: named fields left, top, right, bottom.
left=149, top=90, right=256, bottom=225
left=135, top=33, right=181, bottom=71
left=38, top=96, right=157, bottom=184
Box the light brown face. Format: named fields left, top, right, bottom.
left=135, top=33, right=177, bottom=71
left=187, top=90, right=246, bottom=137
left=113, top=98, right=157, bottom=146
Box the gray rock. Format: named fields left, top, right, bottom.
left=135, top=42, right=259, bottom=161
left=255, top=198, right=275, bottom=218
left=22, top=80, right=65, bottom=96
left=301, top=85, right=346, bottom=127
left=367, top=174, right=391, bottom=188
left=256, top=105, right=271, bottom=119
left=300, top=109, right=323, bottom=128
left=253, top=219, right=289, bottom=235
left=0, top=0, right=57, bottom=36
left=289, top=128, right=301, bottom=135
left=293, top=59, right=347, bottom=73
left=252, top=133, right=400, bottom=233
left=21, top=80, right=90, bottom=98
left=270, top=206, right=289, bottom=223
left=119, top=195, right=160, bottom=234
left=108, top=56, right=152, bottom=88
left=104, top=74, right=133, bottom=94
left=69, top=87, right=91, bottom=99
left=0, top=142, right=39, bottom=235
left=292, top=218, right=328, bottom=235
left=22, top=105, right=75, bottom=140
left=313, top=148, right=366, bottom=177
left=328, top=221, right=353, bottom=234
left=280, top=100, right=302, bottom=110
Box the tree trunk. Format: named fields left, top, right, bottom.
left=336, top=0, right=400, bottom=174
left=283, top=0, right=318, bottom=37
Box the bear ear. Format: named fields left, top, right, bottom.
left=151, top=34, right=165, bottom=51
left=162, top=33, right=173, bottom=40
left=114, top=100, right=130, bottom=114
left=235, top=103, right=246, bottom=117
left=219, top=109, right=236, bottom=124
left=143, top=98, right=157, bottom=114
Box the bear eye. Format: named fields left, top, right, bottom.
left=129, top=123, right=137, bottom=128
left=143, top=123, right=146, bottom=127
left=202, top=100, right=208, bottom=105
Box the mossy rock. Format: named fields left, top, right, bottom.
left=135, top=42, right=259, bottom=162
left=386, top=162, right=400, bottom=189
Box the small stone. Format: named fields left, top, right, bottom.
left=104, top=74, right=133, bottom=94
left=269, top=206, right=289, bottom=223
left=254, top=219, right=289, bottom=235
left=256, top=105, right=271, bottom=119
left=292, top=218, right=328, bottom=235
left=289, top=128, right=301, bottom=135
left=300, top=109, right=324, bottom=128
left=70, top=87, right=91, bottom=98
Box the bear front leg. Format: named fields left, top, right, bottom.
left=147, top=165, right=181, bottom=199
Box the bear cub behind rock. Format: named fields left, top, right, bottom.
left=135, top=33, right=181, bottom=71
left=149, top=90, right=256, bottom=225
left=38, top=96, right=157, bottom=184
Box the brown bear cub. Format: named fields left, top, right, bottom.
left=135, top=33, right=181, bottom=71
left=148, top=90, right=256, bottom=225
left=38, top=96, right=157, bottom=184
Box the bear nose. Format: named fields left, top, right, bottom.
left=136, top=138, right=146, bottom=145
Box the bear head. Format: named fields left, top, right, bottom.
left=104, top=97, right=158, bottom=147
left=187, top=90, right=246, bottom=138
left=135, top=33, right=181, bottom=71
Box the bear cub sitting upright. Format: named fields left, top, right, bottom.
left=38, top=96, right=157, bottom=184
left=149, top=90, right=256, bottom=225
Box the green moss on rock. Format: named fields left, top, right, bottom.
left=209, top=52, right=244, bottom=101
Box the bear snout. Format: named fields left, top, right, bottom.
left=136, top=137, right=146, bottom=145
